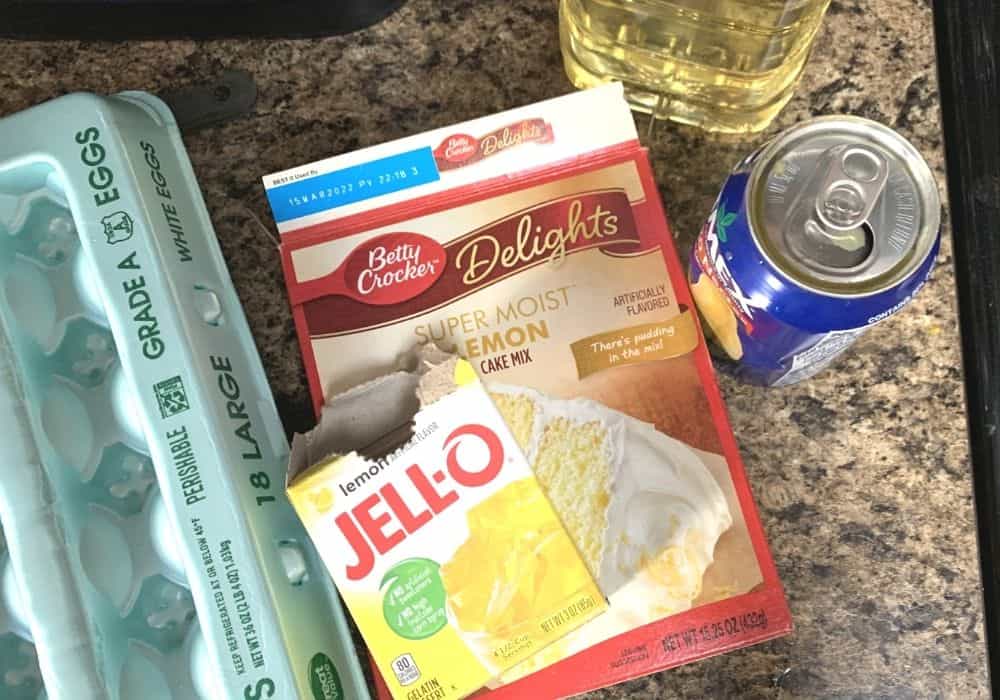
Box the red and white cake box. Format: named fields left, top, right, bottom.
left=263, top=84, right=791, bottom=699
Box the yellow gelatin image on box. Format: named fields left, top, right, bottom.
left=442, top=477, right=604, bottom=666
left=287, top=354, right=607, bottom=700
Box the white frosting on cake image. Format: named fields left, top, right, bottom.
left=487, top=383, right=733, bottom=680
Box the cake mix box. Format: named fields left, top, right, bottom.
left=264, top=83, right=791, bottom=698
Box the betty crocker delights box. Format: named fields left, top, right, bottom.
left=264, top=84, right=792, bottom=698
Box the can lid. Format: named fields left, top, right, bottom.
left=749, top=116, right=941, bottom=295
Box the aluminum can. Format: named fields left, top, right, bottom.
left=689, top=116, right=941, bottom=386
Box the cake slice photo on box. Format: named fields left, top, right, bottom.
left=485, top=381, right=737, bottom=682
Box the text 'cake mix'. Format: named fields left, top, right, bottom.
left=265, top=83, right=792, bottom=699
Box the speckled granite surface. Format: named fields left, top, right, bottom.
left=0, top=0, right=986, bottom=697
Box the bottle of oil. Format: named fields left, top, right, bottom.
left=560, top=0, right=832, bottom=134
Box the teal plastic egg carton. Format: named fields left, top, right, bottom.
left=0, top=92, right=370, bottom=700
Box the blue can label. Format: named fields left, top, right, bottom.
left=690, top=172, right=939, bottom=386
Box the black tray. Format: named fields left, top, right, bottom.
left=934, top=1, right=1000, bottom=693
left=1, top=0, right=406, bottom=40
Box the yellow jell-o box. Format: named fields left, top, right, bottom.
left=287, top=353, right=607, bottom=700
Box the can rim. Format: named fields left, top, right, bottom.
left=747, top=115, right=941, bottom=299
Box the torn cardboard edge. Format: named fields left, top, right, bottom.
left=287, top=345, right=465, bottom=486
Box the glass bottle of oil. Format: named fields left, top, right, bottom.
left=560, top=0, right=832, bottom=134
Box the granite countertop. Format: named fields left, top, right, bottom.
left=0, top=0, right=987, bottom=697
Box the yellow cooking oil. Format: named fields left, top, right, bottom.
left=560, top=0, right=832, bottom=134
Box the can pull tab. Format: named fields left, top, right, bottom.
left=785, top=144, right=889, bottom=271
left=813, top=145, right=889, bottom=231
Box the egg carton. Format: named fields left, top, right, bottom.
left=0, top=93, right=369, bottom=699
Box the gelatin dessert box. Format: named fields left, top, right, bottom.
left=264, top=83, right=791, bottom=698
left=285, top=348, right=609, bottom=700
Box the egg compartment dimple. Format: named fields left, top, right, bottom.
left=0, top=527, right=44, bottom=700
left=0, top=175, right=206, bottom=699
